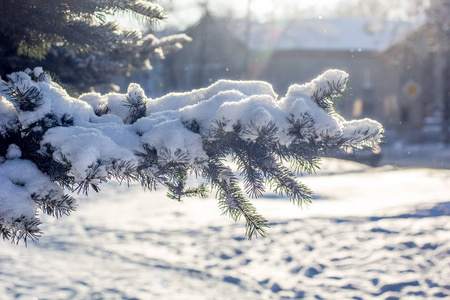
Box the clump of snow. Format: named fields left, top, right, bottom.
left=0, top=95, right=18, bottom=134
left=0, top=159, right=64, bottom=226
left=180, top=90, right=247, bottom=134
left=140, top=119, right=208, bottom=163
left=341, top=119, right=384, bottom=145
left=41, top=126, right=137, bottom=181
left=216, top=95, right=275, bottom=128
left=100, top=93, right=131, bottom=123
left=33, top=67, right=44, bottom=78
left=174, top=72, right=363, bottom=146
left=286, top=69, right=348, bottom=100
left=215, top=94, right=290, bottom=142
left=80, top=83, right=147, bottom=124
left=0, top=174, right=36, bottom=224
left=133, top=110, right=180, bottom=135
left=157, top=34, right=193, bottom=52
left=127, top=83, right=146, bottom=100
left=149, top=79, right=277, bottom=114
left=278, top=96, right=343, bottom=142
left=79, top=92, right=104, bottom=110
left=5, top=144, right=21, bottom=159
left=41, top=82, right=92, bottom=125
left=311, top=69, right=348, bottom=94
left=219, top=166, right=233, bottom=184
left=3, top=70, right=93, bottom=127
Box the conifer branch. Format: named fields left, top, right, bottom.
left=0, top=68, right=383, bottom=243
left=123, top=94, right=146, bottom=124
left=6, top=216, right=42, bottom=246
left=0, top=221, right=12, bottom=241
left=106, top=160, right=139, bottom=186
left=2, top=76, right=43, bottom=112
left=32, top=194, right=77, bottom=218
left=208, top=162, right=269, bottom=239
left=0, top=0, right=190, bottom=93
left=311, top=75, right=348, bottom=114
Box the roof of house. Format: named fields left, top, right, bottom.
left=219, top=17, right=423, bottom=52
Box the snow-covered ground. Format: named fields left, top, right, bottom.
left=1, top=158, right=449, bottom=299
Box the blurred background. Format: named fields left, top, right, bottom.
left=133, top=0, right=450, bottom=168
left=122, top=0, right=450, bottom=168
left=1, top=0, right=449, bottom=168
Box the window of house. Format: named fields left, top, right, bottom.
left=352, top=98, right=364, bottom=117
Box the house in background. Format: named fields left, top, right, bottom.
left=161, top=15, right=444, bottom=142
left=162, top=13, right=248, bottom=92
left=380, top=24, right=446, bottom=142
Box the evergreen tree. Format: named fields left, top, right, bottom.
left=0, top=0, right=191, bottom=92
left=0, top=67, right=383, bottom=244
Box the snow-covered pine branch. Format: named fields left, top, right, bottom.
left=0, top=68, right=383, bottom=244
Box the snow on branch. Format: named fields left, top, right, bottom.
left=0, top=68, right=383, bottom=244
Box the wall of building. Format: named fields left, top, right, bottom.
left=162, top=15, right=248, bottom=93
left=260, top=49, right=386, bottom=123
left=381, top=25, right=438, bottom=142
left=159, top=18, right=441, bottom=141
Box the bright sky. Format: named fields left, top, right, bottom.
left=114, top=0, right=424, bottom=31
left=157, top=0, right=345, bottom=30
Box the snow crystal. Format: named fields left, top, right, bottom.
left=177, top=83, right=290, bottom=144
left=153, top=47, right=165, bottom=60
left=219, top=167, right=233, bottom=184
left=5, top=72, right=35, bottom=95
